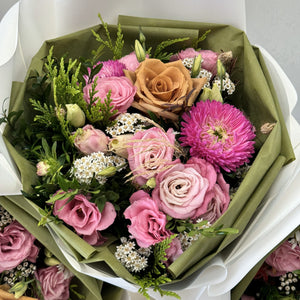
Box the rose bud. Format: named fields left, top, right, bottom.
left=36, top=161, right=50, bottom=176
left=65, top=104, right=85, bottom=128
left=74, top=124, right=109, bottom=154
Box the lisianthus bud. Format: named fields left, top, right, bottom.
left=44, top=257, right=61, bottom=266
left=97, top=166, right=117, bottom=177
left=135, top=40, right=146, bottom=62
left=191, top=54, right=202, bottom=78
left=108, top=134, right=133, bottom=158
left=9, top=280, right=28, bottom=299
left=36, top=161, right=50, bottom=176
left=66, top=104, right=85, bottom=128
left=217, top=59, right=226, bottom=79
left=199, top=83, right=223, bottom=102
left=146, top=177, right=156, bottom=189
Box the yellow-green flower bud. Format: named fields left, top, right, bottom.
left=44, top=248, right=53, bottom=258
left=146, top=177, right=156, bottom=189
left=191, top=54, right=202, bottom=78
left=135, top=40, right=146, bottom=62
left=217, top=59, right=226, bottom=79
left=210, top=83, right=223, bottom=102
left=66, top=104, right=85, bottom=128
left=9, top=280, right=28, bottom=299
left=44, top=256, right=61, bottom=266
left=98, top=166, right=117, bottom=177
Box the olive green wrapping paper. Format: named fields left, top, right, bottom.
left=1, top=15, right=295, bottom=288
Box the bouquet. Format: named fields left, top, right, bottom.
left=242, top=229, right=300, bottom=299
left=1, top=14, right=295, bottom=298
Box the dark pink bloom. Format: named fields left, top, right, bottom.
left=93, top=60, right=126, bottom=79
left=35, top=265, right=73, bottom=300
left=83, top=76, right=136, bottom=115
left=180, top=100, right=256, bottom=172
left=53, top=193, right=116, bottom=237
left=0, top=221, right=39, bottom=272
left=124, top=190, right=170, bottom=248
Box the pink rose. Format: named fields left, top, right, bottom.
left=118, top=52, right=141, bottom=72
left=197, top=173, right=230, bottom=223
left=127, top=127, right=175, bottom=186
left=124, top=190, right=170, bottom=248
left=53, top=193, right=116, bottom=237
left=35, top=265, right=72, bottom=300
left=74, top=124, right=109, bottom=154
left=164, top=238, right=183, bottom=267
left=36, top=161, right=50, bottom=176
left=265, top=240, right=300, bottom=273
left=83, top=76, right=136, bottom=115
left=152, top=157, right=220, bottom=219
left=0, top=221, right=39, bottom=272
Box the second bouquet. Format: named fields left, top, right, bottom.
left=1, top=14, right=295, bottom=298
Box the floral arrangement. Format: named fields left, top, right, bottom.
left=1, top=14, right=295, bottom=299
left=0, top=205, right=77, bottom=300
left=242, top=230, right=300, bottom=300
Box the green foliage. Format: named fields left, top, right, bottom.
left=152, top=37, right=190, bottom=61
left=192, top=29, right=211, bottom=49
left=27, top=70, right=52, bottom=102
left=0, top=99, right=23, bottom=129
left=38, top=206, right=62, bottom=226
left=134, top=236, right=180, bottom=300
left=92, top=13, right=124, bottom=60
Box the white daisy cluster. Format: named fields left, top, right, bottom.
left=115, top=237, right=150, bottom=273
left=278, top=272, right=298, bottom=295
left=177, top=219, right=211, bottom=251
left=72, top=152, right=126, bottom=185
left=212, top=73, right=235, bottom=95
left=181, top=58, right=212, bottom=88
left=106, top=113, right=146, bottom=136
left=0, top=205, right=14, bottom=229
left=2, top=260, right=36, bottom=287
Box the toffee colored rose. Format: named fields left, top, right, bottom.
left=124, top=58, right=206, bottom=121
left=83, top=76, right=136, bottom=115
left=74, top=124, right=109, bottom=154
left=127, top=127, right=175, bottom=185
left=53, top=193, right=116, bottom=237
left=0, top=221, right=39, bottom=272
left=35, top=265, right=72, bottom=300
left=152, top=157, right=229, bottom=220
left=124, top=190, right=170, bottom=248
left=265, top=240, right=300, bottom=273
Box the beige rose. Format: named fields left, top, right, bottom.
left=124, top=58, right=207, bottom=121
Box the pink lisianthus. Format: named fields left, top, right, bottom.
left=127, top=127, right=176, bottom=186
left=124, top=190, right=170, bottom=248
left=197, top=173, right=230, bottom=223
left=35, top=265, right=73, bottom=300
left=83, top=76, right=136, bottom=115
left=0, top=221, right=39, bottom=272
left=163, top=237, right=183, bottom=267
left=74, top=124, right=109, bottom=154
left=152, top=157, right=220, bottom=219
left=180, top=100, right=256, bottom=172
left=265, top=240, right=300, bottom=274
left=53, top=192, right=116, bottom=238
left=82, top=231, right=107, bottom=246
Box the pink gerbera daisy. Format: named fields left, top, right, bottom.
left=179, top=100, right=256, bottom=172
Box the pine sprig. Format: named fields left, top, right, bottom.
left=153, top=37, right=190, bottom=61
left=91, top=13, right=124, bottom=60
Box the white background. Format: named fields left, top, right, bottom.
left=1, top=0, right=299, bottom=122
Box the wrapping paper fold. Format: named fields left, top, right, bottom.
left=0, top=12, right=297, bottom=300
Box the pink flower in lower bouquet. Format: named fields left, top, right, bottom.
left=35, top=265, right=73, bottom=300
left=83, top=76, right=136, bottom=115
left=164, top=237, right=183, bottom=267
left=127, top=127, right=176, bottom=185
left=74, top=124, right=109, bottom=154
left=124, top=190, right=171, bottom=248
left=152, top=157, right=229, bottom=220
left=265, top=240, right=300, bottom=274
left=53, top=193, right=116, bottom=239
left=0, top=221, right=39, bottom=272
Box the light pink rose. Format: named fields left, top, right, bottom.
left=35, top=265, right=72, bottom=300
left=36, top=161, right=50, bottom=176
left=53, top=193, right=116, bottom=237
left=74, top=124, right=109, bottom=154
left=197, top=173, right=230, bottom=223
left=0, top=221, right=39, bottom=272
left=265, top=240, right=300, bottom=273
left=127, top=127, right=175, bottom=186
left=83, top=76, right=136, bottom=115
left=170, top=48, right=219, bottom=75
left=118, top=52, right=142, bottom=72
left=164, top=238, right=183, bottom=267
left=124, top=190, right=170, bottom=248
left=152, top=157, right=219, bottom=219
